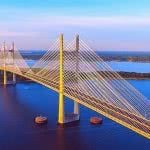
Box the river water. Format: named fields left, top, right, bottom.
left=0, top=52, right=150, bottom=150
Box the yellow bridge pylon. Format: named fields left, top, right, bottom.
left=58, top=34, right=80, bottom=124
left=58, top=33, right=65, bottom=124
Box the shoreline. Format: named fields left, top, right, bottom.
left=117, top=71, right=150, bottom=79
left=0, top=71, right=149, bottom=85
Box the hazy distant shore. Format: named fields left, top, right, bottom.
left=96, top=71, right=150, bottom=80
left=103, top=71, right=150, bottom=79
left=20, top=51, right=150, bottom=63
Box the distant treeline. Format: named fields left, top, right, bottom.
left=118, top=71, right=150, bottom=79
left=98, top=71, right=150, bottom=79
left=99, top=56, right=150, bottom=62
left=20, top=51, right=150, bottom=62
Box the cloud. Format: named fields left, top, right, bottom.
left=0, top=15, right=150, bottom=50
left=24, top=16, right=150, bottom=28
left=2, top=15, right=150, bottom=30
left=60, top=16, right=150, bottom=26
left=0, top=31, right=38, bottom=37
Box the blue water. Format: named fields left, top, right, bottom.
left=26, top=60, right=150, bottom=73
left=0, top=80, right=149, bottom=150
left=106, top=61, right=150, bottom=73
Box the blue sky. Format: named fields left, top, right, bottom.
left=0, top=0, right=150, bottom=50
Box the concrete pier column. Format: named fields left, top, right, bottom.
left=12, top=42, right=16, bottom=85
left=74, top=34, right=80, bottom=116
left=3, top=68, right=7, bottom=85
left=74, top=102, right=79, bottom=114
left=3, top=42, right=7, bottom=86
left=13, top=73, right=16, bottom=84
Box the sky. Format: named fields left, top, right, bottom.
left=0, top=0, right=150, bottom=51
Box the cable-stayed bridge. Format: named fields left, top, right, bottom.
left=0, top=34, right=149, bottom=139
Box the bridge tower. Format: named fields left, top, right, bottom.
left=12, top=42, right=16, bottom=84
left=58, top=33, right=65, bottom=124
left=3, top=42, right=7, bottom=86
left=2, top=42, right=16, bottom=86
left=74, top=35, right=80, bottom=115
left=58, top=34, right=80, bottom=124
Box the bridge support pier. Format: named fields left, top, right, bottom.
left=3, top=69, right=17, bottom=86
left=3, top=68, right=7, bottom=86
left=3, top=42, right=7, bottom=86
left=73, top=34, right=80, bottom=119
left=13, top=73, right=16, bottom=84
left=12, top=42, right=16, bottom=85
left=74, top=102, right=79, bottom=115
left=2, top=42, right=16, bottom=86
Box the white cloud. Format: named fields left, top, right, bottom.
left=1, top=15, right=150, bottom=31
left=0, top=14, right=150, bottom=50
left=0, top=31, right=38, bottom=37
left=24, top=16, right=150, bottom=28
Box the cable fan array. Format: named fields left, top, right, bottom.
left=62, top=38, right=150, bottom=120
left=0, top=39, right=149, bottom=120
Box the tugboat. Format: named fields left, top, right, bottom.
left=90, top=117, right=103, bottom=125
left=35, top=115, right=48, bottom=124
